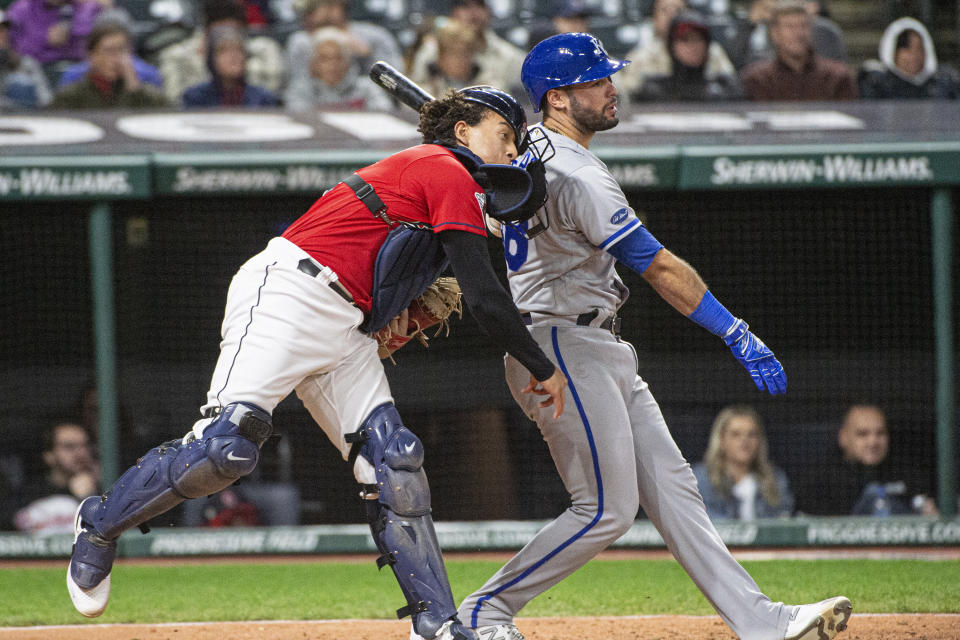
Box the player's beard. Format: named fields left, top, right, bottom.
left=569, top=93, right=619, bottom=132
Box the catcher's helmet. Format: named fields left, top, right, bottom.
left=521, top=32, right=630, bottom=112
left=459, top=85, right=529, bottom=153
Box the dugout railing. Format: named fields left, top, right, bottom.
left=0, top=102, right=956, bottom=557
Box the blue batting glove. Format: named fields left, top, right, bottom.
left=722, top=320, right=787, bottom=395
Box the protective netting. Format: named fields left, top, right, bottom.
left=0, top=187, right=952, bottom=526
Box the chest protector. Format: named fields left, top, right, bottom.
left=343, top=174, right=448, bottom=334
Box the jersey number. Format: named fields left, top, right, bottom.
left=503, top=221, right=529, bottom=272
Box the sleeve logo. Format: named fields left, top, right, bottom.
left=475, top=191, right=486, bottom=214
left=610, top=207, right=630, bottom=224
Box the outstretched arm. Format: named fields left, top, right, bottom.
left=616, top=241, right=787, bottom=395
left=440, top=229, right=566, bottom=417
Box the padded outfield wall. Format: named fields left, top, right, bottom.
left=0, top=103, right=956, bottom=552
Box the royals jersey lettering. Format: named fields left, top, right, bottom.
left=503, top=126, right=641, bottom=321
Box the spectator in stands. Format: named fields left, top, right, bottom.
left=632, top=10, right=744, bottom=101
left=157, top=0, right=284, bottom=105
left=284, top=27, right=391, bottom=111
left=57, top=8, right=163, bottom=90
left=741, top=0, right=856, bottom=101
left=858, top=17, right=960, bottom=99
left=0, top=8, right=53, bottom=108
left=692, top=405, right=794, bottom=521
left=618, top=0, right=735, bottom=103
left=284, top=0, right=402, bottom=94
left=525, top=0, right=594, bottom=51
left=49, top=17, right=169, bottom=108
left=411, top=18, right=503, bottom=98
left=182, top=25, right=280, bottom=107
left=727, top=0, right=847, bottom=70
left=5, top=0, right=102, bottom=82
left=407, top=0, right=524, bottom=98
left=13, top=420, right=100, bottom=534
left=795, top=404, right=938, bottom=517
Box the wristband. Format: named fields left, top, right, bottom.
left=688, top=290, right=738, bottom=338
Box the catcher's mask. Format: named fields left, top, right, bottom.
left=446, top=138, right=553, bottom=225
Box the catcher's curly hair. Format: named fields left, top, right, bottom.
left=418, top=89, right=488, bottom=147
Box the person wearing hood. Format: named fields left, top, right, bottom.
left=182, top=25, right=280, bottom=108
left=632, top=11, right=744, bottom=101
left=858, top=17, right=960, bottom=100
left=619, top=0, right=736, bottom=102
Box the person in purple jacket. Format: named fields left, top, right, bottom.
left=5, top=0, right=102, bottom=71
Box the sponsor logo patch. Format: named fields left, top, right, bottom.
left=610, top=207, right=630, bottom=224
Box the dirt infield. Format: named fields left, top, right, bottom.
left=4, top=615, right=959, bottom=640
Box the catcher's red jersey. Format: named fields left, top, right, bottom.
left=283, top=144, right=487, bottom=312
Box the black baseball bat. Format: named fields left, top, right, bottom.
left=369, top=61, right=435, bottom=111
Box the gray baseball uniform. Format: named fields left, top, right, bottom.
left=458, top=126, right=794, bottom=640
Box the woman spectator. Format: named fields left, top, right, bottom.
left=283, top=27, right=391, bottom=111
left=692, top=405, right=795, bottom=520
left=858, top=17, right=960, bottom=100
left=49, top=17, right=168, bottom=109
left=411, top=18, right=503, bottom=98
left=182, top=25, right=280, bottom=108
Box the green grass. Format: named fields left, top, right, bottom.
left=3, top=558, right=958, bottom=626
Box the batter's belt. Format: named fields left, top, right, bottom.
left=521, top=309, right=621, bottom=335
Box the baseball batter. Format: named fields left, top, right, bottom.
left=447, top=34, right=852, bottom=640
left=67, top=86, right=565, bottom=640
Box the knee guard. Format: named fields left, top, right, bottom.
left=347, top=402, right=461, bottom=640
left=83, top=402, right=272, bottom=540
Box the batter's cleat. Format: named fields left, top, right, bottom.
left=66, top=497, right=117, bottom=617
left=784, top=596, right=852, bottom=640
left=409, top=619, right=478, bottom=640
left=475, top=624, right=525, bottom=640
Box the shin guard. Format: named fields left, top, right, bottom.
left=83, top=402, right=272, bottom=540
left=348, top=402, right=461, bottom=639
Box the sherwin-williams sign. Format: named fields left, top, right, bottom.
left=0, top=156, right=150, bottom=201
left=679, top=145, right=960, bottom=189
left=151, top=152, right=385, bottom=196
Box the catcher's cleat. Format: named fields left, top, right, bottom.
left=784, top=596, right=852, bottom=640
left=409, top=619, right=478, bottom=640
left=67, top=497, right=117, bottom=617
left=474, top=624, right=525, bottom=640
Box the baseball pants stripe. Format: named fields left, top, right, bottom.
left=467, top=327, right=607, bottom=628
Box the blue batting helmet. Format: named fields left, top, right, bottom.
left=459, top=85, right=529, bottom=153
left=521, top=32, right=630, bottom=112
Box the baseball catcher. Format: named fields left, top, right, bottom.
left=67, top=85, right=566, bottom=640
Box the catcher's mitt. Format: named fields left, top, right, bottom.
left=375, top=276, right=462, bottom=360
